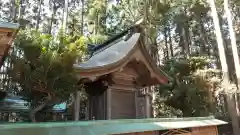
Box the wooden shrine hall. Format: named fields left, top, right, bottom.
left=74, top=25, right=169, bottom=120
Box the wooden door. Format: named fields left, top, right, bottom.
left=111, top=89, right=136, bottom=119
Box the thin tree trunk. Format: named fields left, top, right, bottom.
left=63, top=0, right=69, bottom=33
left=168, top=26, right=174, bottom=57
left=224, top=0, right=240, bottom=88
left=209, top=1, right=240, bottom=135
left=183, top=8, right=190, bottom=55
left=143, top=0, right=149, bottom=51
left=164, top=24, right=169, bottom=60
left=81, top=0, right=84, bottom=35
left=179, top=27, right=187, bottom=55
left=48, top=3, right=56, bottom=34
left=209, top=0, right=229, bottom=81
left=224, top=0, right=240, bottom=130
left=227, top=94, right=240, bottom=135
left=29, top=94, right=51, bottom=122
left=18, top=0, right=23, bottom=22
left=199, top=19, right=208, bottom=55
left=36, top=0, right=43, bottom=30
left=94, top=13, right=99, bottom=35
left=11, top=0, right=17, bottom=22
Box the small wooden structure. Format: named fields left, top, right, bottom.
left=74, top=25, right=169, bottom=120
left=0, top=116, right=227, bottom=135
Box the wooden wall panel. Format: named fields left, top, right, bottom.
left=192, top=126, right=218, bottom=135
left=111, top=90, right=136, bottom=119
left=88, top=91, right=106, bottom=120
left=113, top=131, right=155, bottom=135
left=113, top=126, right=219, bottom=135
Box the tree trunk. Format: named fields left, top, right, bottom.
left=94, top=13, right=99, bottom=35
left=209, top=1, right=240, bottom=135
left=209, top=0, right=229, bottom=81
left=81, top=0, right=84, bottom=35
left=18, top=0, right=23, bottom=22
left=62, top=0, right=69, bottom=33
left=224, top=0, right=240, bottom=88
left=227, top=93, right=240, bottom=135
left=168, top=26, right=174, bottom=57
left=36, top=0, right=43, bottom=30
left=11, top=0, right=17, bottom=22
left=183, top=8, right=190, bottom=55
left=48, top=3, right=56, bottom=34
left=224, top=1, right=240, bottom=133
left=199, top=19, right=208, bottom=55
left=179, top=28, right=186, bottom=55
left=164, top=24, right=169, bottom=60
left=29, top=94, right=51, bottom=122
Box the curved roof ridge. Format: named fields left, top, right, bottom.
left=87, top=23, right=143, bottom=56
left=75, top=33, right=141, bottom=70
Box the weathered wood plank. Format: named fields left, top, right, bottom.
left=113, top=131, right=155, bottom=135
left=192, top=126, right=218, bottom=135
left=111, top=90, right=136, bottom=119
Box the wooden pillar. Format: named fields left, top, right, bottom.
left=143, top=87, right=151, bottom=118
left=145, top=94, right=151, bottom=118
left=107, top=88, right=112, bottom=119
left=74, top=91, right=81, bottom=121
left=103, top=90, right=106, bottom=119
left=152, top=90, right=156, bottom=118
left=135, top=90, right=139, bottom=118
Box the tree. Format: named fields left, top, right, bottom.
left=8, top=30, right=86, bottom=122
left=155, top=57, right=215, bottom=117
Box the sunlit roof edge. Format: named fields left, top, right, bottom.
left=0, top=21, right=20, bottom=29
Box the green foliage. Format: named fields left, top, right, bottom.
left=8, top=30, right=87, bottom=110
left=155, top=56, right=221, bottom=117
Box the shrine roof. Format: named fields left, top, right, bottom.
left=0, top=116, right=227, bottom=135
left=74, top=25, right=169, bottom=84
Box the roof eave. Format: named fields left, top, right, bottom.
left=0, top=21, right=20, bottom=29
left=137, top=40, right=171, bottom=84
